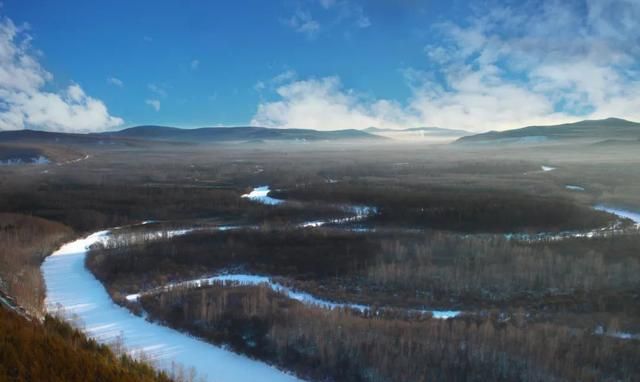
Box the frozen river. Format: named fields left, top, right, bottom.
left=126, top=273, right=460, bottom=319
left=42, top=230, right=302, bottom=382
left=41, top=186, right=640, bottom=380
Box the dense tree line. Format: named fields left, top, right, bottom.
left=271, top=182, right=614, bottom=232
left=0, top=179, right=350, bottom=232
left=364, top=233, right=640, bottom=309
left=0, top=213, right=73, bottom=314
left=87, top=228, right=378, bottom=300
left=141, top=283, right=640, bottom=382
left=89, top=228, right=640, bottom=313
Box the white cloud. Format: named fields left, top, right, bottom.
left=254, top=70, right=297, bottom=93
left=191, top=59, right=200, bottom=70
left=260, top=0, right=640, bottom=132
left=284, top=10, right=320, bottom=38
left=329, top=1, right=371, bottom=29
left=415, top=0, right=640, bottom=130
left=0, top=17, right=122, bottom=132
left=145, top=99, right=161, bottom=112
left=352, top=5, right=370, bottom=28
left=148, top=83, right=168, bottom=97
left=283, top=1, right=370, bottom=39
left=318, top=0, right=336, bottom=9
left=272, top=69, right=297, bottom=84
left=107, top=77, right=123, bottom=87
left=251, top=76, right=413, bottom=130
left=254, top=81, right=266, bottom=92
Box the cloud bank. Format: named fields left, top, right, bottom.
left=256, top=0, right=640, bottom=132
left=252, top=76, right=414, bottom=130
left=0, top=17, right=122, bottom=132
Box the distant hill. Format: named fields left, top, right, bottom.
left=455, top=118, right=640, bottom=145
left=0, top=129, right=92, bottom=142
left=105, top=125, right=383, bottom=142
left=0, top=126, right=384, bottom=145
left=364, top=126, right=470, bottom=137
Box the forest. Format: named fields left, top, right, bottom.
left=1, top=140, right=639, bottom=381
left=0, top=213, right=73, bottom=314
left=140, top=282, right=640, bottom=382
left=88, top=227, right=640, bottom=316
left=270, top=182, right=614, bottom=233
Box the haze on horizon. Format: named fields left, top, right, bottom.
left=0, top=0, right=638, bottom=133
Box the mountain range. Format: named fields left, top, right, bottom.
left=1, top=118, right=638, bottom=146
left=0, top=126, right=383, bottom=145
left=455, top=118, right=640, bottom=145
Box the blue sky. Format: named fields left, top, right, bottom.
left=0, top=0, right=638, bottom=132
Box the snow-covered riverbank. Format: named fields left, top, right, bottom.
left=503, top=204, right=640, bottom=242
left=42, top=231, right=302, bottom=382
left=594, top=205, right=640, bottom=226
left=126, top=273, right=460, bottom=319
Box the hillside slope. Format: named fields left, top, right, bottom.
left=455, top=118, right=640, bottom=144
left=0, top=308, right=173, bottom=382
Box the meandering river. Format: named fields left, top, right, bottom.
left=42, top=186, right=640, bottom=381
left=42, top=230, right=302, bottom=382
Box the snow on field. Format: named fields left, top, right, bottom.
left=241, top=186, right=283, bottom=205
left=541, top=165, right=556, bottom=172
left=43, top=232, right=302, bottom=382
left=565, top=185, right=585, bottom=191
left=127, top=273, right=459, bottom=319
left=594, top=205, right=640, bottom=225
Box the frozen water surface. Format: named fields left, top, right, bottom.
left=241, top=186, right=283, bottom=205
left=128, top=273, right=459, bottom=319
left=594, top=205, right=640, bottom=225
left=43, top=232, right=302, bottom=382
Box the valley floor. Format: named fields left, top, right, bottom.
left=1, top=139, right=639, bottom=381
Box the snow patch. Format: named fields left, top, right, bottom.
left=241, top=186, right=283, bottom=205
left=565, top=185, right=585, bottom=191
